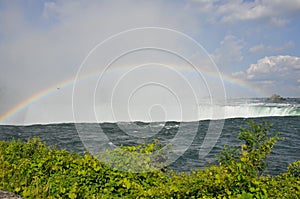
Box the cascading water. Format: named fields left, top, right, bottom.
left=198, top=98, right=300, bottom=120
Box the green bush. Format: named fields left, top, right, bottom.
left=0, top=121, right=299, bottom=198
left=217, top=121, right=281, bottom=174
left=99, top=139, right=171, bottom=173
left=287, top=160, right=300, bottom=178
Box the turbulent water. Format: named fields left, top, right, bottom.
left=0, top=98, right=299, bottom=175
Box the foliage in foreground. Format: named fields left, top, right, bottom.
left=0, top=121, right=299, bottom=198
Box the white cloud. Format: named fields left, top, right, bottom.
left=248, top=44, right=265, bottom=54
left=234, top=55, right=300, bottom=96
left=188, top=0, right=216, bottom=14
left=232, top=71, right=246, bottom=79
left=269, top=17, right=290, bottom=27
left=246, top=55, right=300, bottom=79
left=212, top=34, right=244, bottom=71
left=249, top=41, right=294, bottom=54
left=192, top=0, right=300, bottom=26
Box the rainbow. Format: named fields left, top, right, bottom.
left=0, top=77, right=75, bottom=124
left=0, top=63, right=267, bottom=124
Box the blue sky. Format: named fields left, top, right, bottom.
left=0, top=0, right=300, bottom=124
